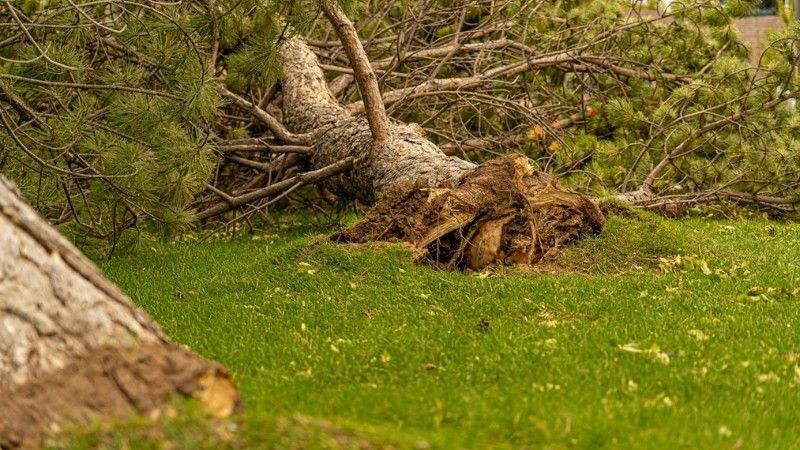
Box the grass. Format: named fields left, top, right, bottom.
left=65, top=213, right=800, bottom=449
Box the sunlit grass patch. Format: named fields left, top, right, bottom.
left=91, top=217, right=800, bottom=449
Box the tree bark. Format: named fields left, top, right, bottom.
left=279, top=35, right=605, bottom=270
left=280, top=36, right=475, bottom=202
left=0, top=176, right=238, bottom=449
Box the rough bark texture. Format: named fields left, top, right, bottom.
left=280, top=37, right=475, bottom=203
left=0, top=176, right=238, bottom=449
left=280, top=37, right=605, bottom=270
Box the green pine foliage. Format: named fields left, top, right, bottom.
left=0, top=0, right=317, bottom=250
left=360, top=0, right=799, bottom=204
left=553, top=1, right=800, bottom=197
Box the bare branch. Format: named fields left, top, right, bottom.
left=321, top=1, right=392, bottom=145
left=218, top=87, right=312, bottom=145
left=196, top=157, right=356, bottom=220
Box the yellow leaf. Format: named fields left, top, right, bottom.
left=526, top=125, right=546, bottom=141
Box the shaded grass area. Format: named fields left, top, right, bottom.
left=73, top=214, right=800, bottom=449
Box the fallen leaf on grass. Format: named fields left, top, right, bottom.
left=618, top=342, right=671, bottom=364
left=688, top=329, right=709, bottom=341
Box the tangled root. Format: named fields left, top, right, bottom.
left=333, top=155, right=606, bottom=270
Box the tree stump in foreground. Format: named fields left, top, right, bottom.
left=0, top=176, right=239, bottom=449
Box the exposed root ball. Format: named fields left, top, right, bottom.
left=333, top=155, right=606, bottom=270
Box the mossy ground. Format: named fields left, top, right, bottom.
left=56, top=214, right=800, bottom=449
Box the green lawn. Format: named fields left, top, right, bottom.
left=72, top=214, right=800, bottom=449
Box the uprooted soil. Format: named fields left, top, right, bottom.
left=333, top=154, right=606, bottom=270
left=0, top=343, right=238, bottom=450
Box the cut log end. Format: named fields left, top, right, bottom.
left=0, top=343, right=240, bottom=450
left=0, top=174, right=239, bottom=449
left=333, top=154, right=606, bottom=271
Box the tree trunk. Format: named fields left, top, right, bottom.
left=279, top=35, right=606, bottom=270
left=0, top=177, right=238, bottom=449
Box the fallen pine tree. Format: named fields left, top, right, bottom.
left=266, top=3, right=606, bottom=270
left=0, top=0, right=799, bottom=260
